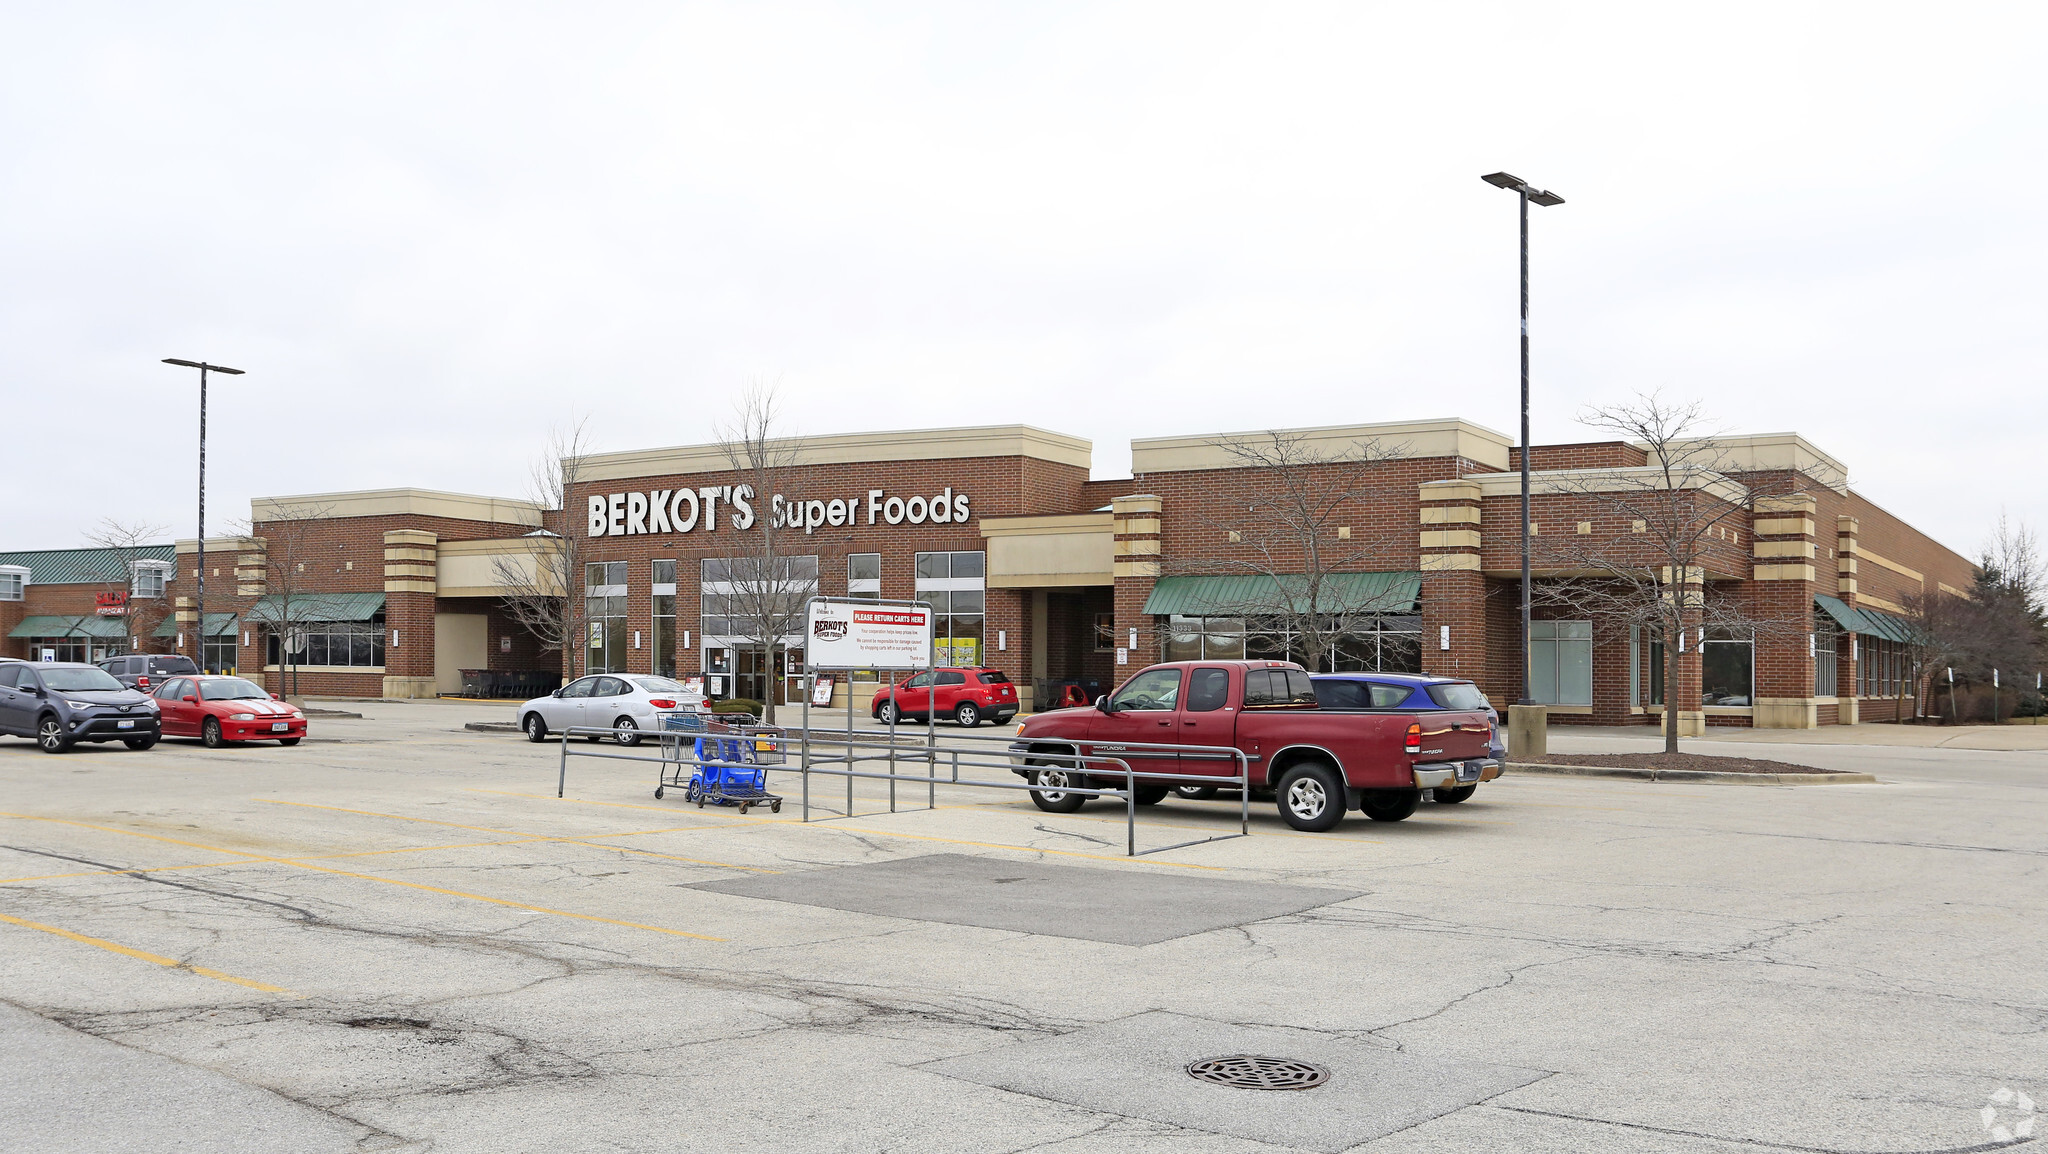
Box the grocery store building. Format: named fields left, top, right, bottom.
left=0, top=420, right=1974, bottom=730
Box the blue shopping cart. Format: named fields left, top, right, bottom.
left=654, top=713, right=783, bottom=814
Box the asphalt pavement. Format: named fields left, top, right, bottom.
left=1, top=699, right=2042, bottom=1152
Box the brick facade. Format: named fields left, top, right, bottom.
left=4, top=423, right=1978, bottom=726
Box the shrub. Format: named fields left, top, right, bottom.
left=2015, top=691, right=2045, bottom=719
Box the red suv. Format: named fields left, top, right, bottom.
left=871, top=668, right=1019, bottom=727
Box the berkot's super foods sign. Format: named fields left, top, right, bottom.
left=586, top=484, right=971, bottom=537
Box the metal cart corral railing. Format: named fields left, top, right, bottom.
left=552, top=723, right=1251, bottom=858
left=789, top=726, right=1252, bottom=857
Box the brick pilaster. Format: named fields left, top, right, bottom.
left=1751, top=495, right=1818, bottom=728
left=1111, top=494, right=1161, bottom=676
left=1415, top=480, right=1487, bottom=687
left=383, top=529, right=438, bottom=698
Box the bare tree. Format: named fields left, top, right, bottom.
left=233, top=502, right=338, bottom=699
left=74, top=518, right=172, bottom=661
left=1524, top=394, right=1806, bottom=753
left=1165, top=430, right=1418, bottom=673
left=494, top=419, right=593, bottom=684
left=1908, top=514, right=2047, bottom=722
left=711, top=384, right=830, bottom=726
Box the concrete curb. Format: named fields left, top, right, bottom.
left=1507, top=762, right=1878, bottom=786
left=464, top=721, right=520, bottom=733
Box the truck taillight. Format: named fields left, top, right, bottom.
left=1404, top=722, right=1422, bottom=754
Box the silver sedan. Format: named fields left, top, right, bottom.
left=517, top=674, right=693, bottom=745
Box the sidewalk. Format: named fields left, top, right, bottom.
left=1586, top=722, right=2048, bottom=753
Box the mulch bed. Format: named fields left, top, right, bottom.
left=1526, top=752, right=1843, bottom=775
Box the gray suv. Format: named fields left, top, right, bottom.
left=99, top=653, right=199, bottom=692
left=0, top=662, right=160, bottom=752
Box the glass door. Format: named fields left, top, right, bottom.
left=782, top=647, right=805, bottom=706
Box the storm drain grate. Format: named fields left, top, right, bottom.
left=1186, top=1055, right=1331, bottom=1091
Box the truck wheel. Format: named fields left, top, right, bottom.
left=1275, top=763, right=1344, bottom=832
left=1432, top=785, right=1478, bottom=804
left=1133, top=783, right=1168, bottom=806
left=1175, top=785, right=1218, bottom=800
left=1360, top=789, right=1421, bottom=822
left=1027, top=764, right=1087, bottom=813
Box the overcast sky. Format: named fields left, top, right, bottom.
left=4, top=2, right=2041, bottom=559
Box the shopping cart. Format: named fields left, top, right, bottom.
left=655, top=713, right=783, bottom=814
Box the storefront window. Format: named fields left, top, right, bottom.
left=585, top=561, right=628, bottom=674
left=1530, top=620, right=1592, bottom=705
left=130, top=561, right=170, bottom=599
left=1814, top=615, right=1837, bottom=697
left=1094, top=612, right=1115, bottom=651
left=916, top=552, right=986, bottom=666
left=651, top=560, right=677, bottom=678
left=848, top=554, right=881, bottom=599
left=1858, top=636, right=1912, bottom=699
left=268, top=621, right=385, bottom=668
left=1701, top=628, right=1753, bottom=706
left=1163, top=615, right=1420, bottom=672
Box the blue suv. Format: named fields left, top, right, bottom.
left=0, top=662, right=161, bottom=752
left=1310, top=672, right=1504, bottom=802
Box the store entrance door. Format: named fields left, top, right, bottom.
left=781, top=647, right=805, bottom=707
left=734, top=647, right=770, bottom=705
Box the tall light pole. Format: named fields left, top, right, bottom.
left=162, top=358, right=245, bottom=671
left=1480, top=172, right=1563, bottom=706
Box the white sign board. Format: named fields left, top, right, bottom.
left=806, top=601, right=932, bottom=671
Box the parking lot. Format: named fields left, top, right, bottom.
left=3, top=701, right=2045, bottom=1153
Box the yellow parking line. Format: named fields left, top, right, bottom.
left=0, top=912, right=291, bottom=994
left=0, top=813, right=729, bottom=942
left=254, top=800, right=781, bottom=874
left=0, top=811, right=270, bottom=861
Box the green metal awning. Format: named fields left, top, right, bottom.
left=246, top=592, right=386, bottom=624
left=1142, top=572, right=1423, bottom=617
left=7, top=615, right=130, bottom=640
left=1860, top=608, right=1916, bottom=644
left=1813, top=594, right=1868, bottom=635
left=151, top=613, right=239, bottom=639
left=1814, top=594, right=1916, bottom=644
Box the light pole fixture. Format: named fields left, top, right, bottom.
left=1480, top=172, right=1564, bottom=706
left=162, top=358, right=245, bottom=671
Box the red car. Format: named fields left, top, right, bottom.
left=151, top=675, right=307, bottom=747
left=870, top=668, right=1019, bottom=727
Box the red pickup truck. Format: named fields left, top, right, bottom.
left=1009, top=660, right=1499, bottom=831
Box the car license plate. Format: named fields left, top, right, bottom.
left=117, top=720, right=135, bottom=730
left=271, top=722, right=289, bottom=732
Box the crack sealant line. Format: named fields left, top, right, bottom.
left=252, top=799, right=782, bottom=874
left=0, top=836, right=568, bottom=885
left=0, top=912, right=292, bottom=995
left=0, top=812, right=729, bottom=944
left=271, top=860, right=728, bottom=942
left=468, top=790, right=1228, bottom=869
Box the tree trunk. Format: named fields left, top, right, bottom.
left=1663, top=626, right=1681, bottom=755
